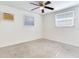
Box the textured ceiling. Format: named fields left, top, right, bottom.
left=0, top=1, right=79, bottom=14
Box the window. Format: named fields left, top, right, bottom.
left=55, top=11, right=74, bottom=27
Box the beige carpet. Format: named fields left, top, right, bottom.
left=0, top=39, right=79, bottom=58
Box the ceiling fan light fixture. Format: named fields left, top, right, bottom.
left=40, top=6, right=44, bottom=10
left=30, top=1, right=54, bottom=13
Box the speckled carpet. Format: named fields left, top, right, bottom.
left=0, top=39, right=79, bottom=58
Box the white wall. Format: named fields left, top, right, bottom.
left=0, top=5, right=42, bottom=47
left=43, top=5, right=79, bottom=47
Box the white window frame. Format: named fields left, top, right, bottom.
left=55, top=11, right=74, bottom=27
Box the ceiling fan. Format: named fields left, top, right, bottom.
left=30, top=1, right=54, bottom=13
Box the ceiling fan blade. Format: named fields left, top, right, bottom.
left=45, top=1, right=51, bottom=5
left=42, top=9, right=44, bottom=13
left=30, top=3, right=39, bottom=6
left=45, top=6, right=54, bottom=10
left=31, top=7, right=39, bottom=11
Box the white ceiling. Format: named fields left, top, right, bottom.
left=0, top=1, right=79, bottom=14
